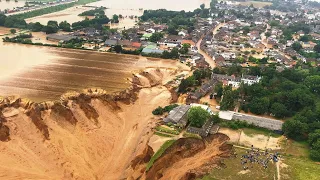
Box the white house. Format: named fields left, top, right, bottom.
left=241, top=75, right=261, bottom=86
left=178, top=31, right=186, bottom=37
left=146, top=28, right=156, bottom=33
left=228, top=79, right=241, bottom=88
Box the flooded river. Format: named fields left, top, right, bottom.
left=0, top=40, right=137, bottom=101
left=0, top=28, right=182, bottom=102
left=88, top=0, right=211, bottom=11
left=26, top=0, right=210, bottom=27
left=0, top=0, right=203, bottom=102
left=0, top=0, right=26, bottom=11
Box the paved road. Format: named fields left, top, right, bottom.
left=196, top=23, right=225, bottom=68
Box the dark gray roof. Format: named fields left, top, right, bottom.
left=105, top=39, right=118, bottom=46
left=46, top=34, right=76, bottom=41
left=164, top=105, right=190, bottom=126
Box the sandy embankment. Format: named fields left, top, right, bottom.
left=0, top=64, right=189, bottom=179
left=142, top=133, right=233, bottom=180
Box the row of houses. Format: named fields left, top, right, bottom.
left=212, top=73, right=261, bottom=88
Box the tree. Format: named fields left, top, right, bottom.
left=10, top=29, right=16, bottom=34
left=179, top=43, right=190, bottom=54
left=249, top=97, right=270, bottom=115
left=152, top=106, right=164, bottom=115
left=59, top=21, right=71, bottom=32
left=42, top=25, right=58, bottom=34
left=3, top=16, right=27, bottom=28
left=308, top=129, right=320, bottom=146
left=292, top=42, right=302, bottom=51
left=310, top=139, right=320, bottom=161
left=265, top=32, right=271, bottom=37
left=248, top=66, right=261, bottom=76
left=243, top=26, right=250, bottom=34
left=178, top=76, right=195, bottom=93
left=47, top=20, right=58, bottom=28
left=304, top=75, right=320, bottom=94
left=270, top=103, right=288, bottom=118
left=214, top=82, right=223, bottom=98
left=112, top=14, right=119, bottom=23
left=314, top=44, right=320, bottom=53
left=282, top=119, right=308, bottom=140
left=42, top=20, right=59, bottom=34
left=114, top=45, right=122, bottom=53
left=299, top=35, right=312, bottom=42
left=200, top=3, right=205, bottom=10
left=29, top=22, right=44, bottom=32
left=149, top=32, right=163, bottom=43
left=170, top=47, right=179, bottom=59
left=188, top=107, right=210, bottom=128
left=220, top=86, right=237, bottom=110
left=210, top=0, right=218, bottom=10
left=167, top=24, right=178, bottom=35
left=0, top=14, right=6, bottom=26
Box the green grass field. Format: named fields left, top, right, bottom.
left=200, top=127, right=320, bottom=180
left=201, top=147, right=278, bottom=180
left=279, top=139, right=320, bottom=180
left=146, top=139, right=176, bottom=171
left=281, top=156, right=320, bottom=180
left=242, top=128, right=282, bottom=138
left=154, top=131, right=174, bottom=137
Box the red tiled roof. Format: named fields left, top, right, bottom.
left=131, top=42, right=142, bottom=48
left=181, top=40, right=195, bottom=46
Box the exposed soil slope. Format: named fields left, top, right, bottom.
left=148, top=134, right=232, bottom=180
left=0, top=67, right=187, bottom=180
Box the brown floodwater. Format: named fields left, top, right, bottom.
left=0, top=30, right=185, bottom=102
left=0, top=0, right=26, bottom=11
left=26, top=0, right=211, bottom=28
left=88, top=0, right=211, bottom=11
left=0, top=33, right=148, bottom=102
left=0, top=0, right=203, bottom=102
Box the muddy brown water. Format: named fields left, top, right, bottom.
left=0, top=39, right=146, bottom=102
left=25, top=0, right=211, bottom=26
left=0, top=0, right=26, bottom=11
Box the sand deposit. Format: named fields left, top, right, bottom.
left=0, top=66, right=188, bottom=179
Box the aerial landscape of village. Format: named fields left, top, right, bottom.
left=0, top=0, right=320, bottom=179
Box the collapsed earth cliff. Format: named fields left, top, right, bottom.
left=0, top=67, right=187, bottom=180
left=127, top=133, right=233, bottom=180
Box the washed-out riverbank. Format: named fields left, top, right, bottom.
left=0, top=32, right=186, bottom=102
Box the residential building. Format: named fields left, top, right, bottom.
left=163, top=105, right=191, bottom=128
